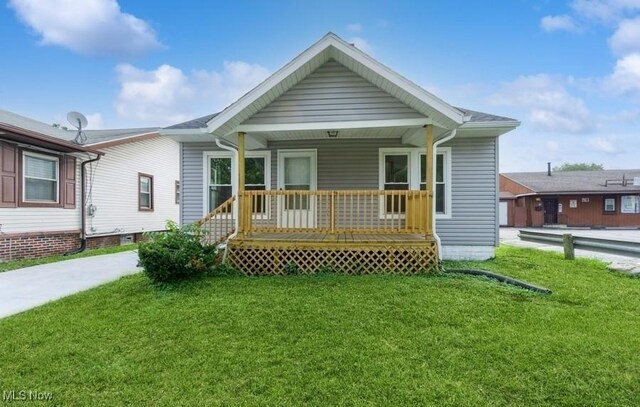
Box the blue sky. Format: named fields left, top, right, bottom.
left=1, top=0, right=639, bottom=172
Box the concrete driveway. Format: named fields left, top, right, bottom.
left=0, top=251, right=140, bottom=319
left=500, top=227, right=640, bottom=270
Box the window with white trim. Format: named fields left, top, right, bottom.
left=420, top=153, right=447, bottom=214
left=379, top=147, right=451, bottom=217
left=209, top=157, right=232, bottom=212
left=204, top=151, right=271, bottom=215
left=621, top=195, right=640, bottom=214
left=382, top=153, right=409, bottom=213
left=604, top=196, right=616, bottom=213
left=139, top=174, right=153, bottom=211
left=23, top=152, right=59, bottom=203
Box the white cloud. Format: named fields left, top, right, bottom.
left=540, top=15, right=581, bottom=32
left=192, top=61, right=271, bottom=108
left=115, top=61, right=270, bottom=126
left=606, top=52, right=640, bottom=94
left=545, top=140, right=561, bottom=155
left=8, top=0, right=161, bottom=57
left=609, top=16, right=640, bottom=55
left=84, top=113, right=105, bottom=130
left=586, top=137, right=620, bottom=153
left=571, top=0, right=640, bottom=23
left=348, top=37, right=373, bottom=55
left=347, top=23, right=363, bottom=32
left=488, top=74, right=592, bottom=133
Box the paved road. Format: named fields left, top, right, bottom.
left=0, top=251, right=141, bottom=319
left=500, top=227, right=640, bottom=270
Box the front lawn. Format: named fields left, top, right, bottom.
left=0, top=246, right=638, bottom=406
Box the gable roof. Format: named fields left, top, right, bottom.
left=502, top=170, right=640, bottom=195
left=0, top=109, right=159, bottom=148
left=204, top=32, right=466, bottom=137
left=163, top=34, right=519, bottom=137
left=0, top=109, right=102, bottom=154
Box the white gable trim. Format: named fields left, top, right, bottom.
left=206, top=33, right=465, bottom=137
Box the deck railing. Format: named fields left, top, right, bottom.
left=198, top=195, right=236, bottom=245
left=239, top=190, right=431, bottom=236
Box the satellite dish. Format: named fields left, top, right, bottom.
left=67, top=111, right=88, bottom=144
left=67, top=111, right=88, bottom=130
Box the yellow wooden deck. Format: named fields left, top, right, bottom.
left=242, top=232, right=430, bottom=243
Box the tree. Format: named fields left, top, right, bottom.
left=553, top=163, right=604, bottom=172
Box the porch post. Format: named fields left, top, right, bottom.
left=237, top=132, right=246, bottom=238
left=425, top=124, right=434, bottom=238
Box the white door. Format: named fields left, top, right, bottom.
left=499, top=201, right=509, bottom=226
left=278, top=150, right=317, bottom=228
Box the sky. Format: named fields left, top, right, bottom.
left=1, top=0, right=639, bottom=172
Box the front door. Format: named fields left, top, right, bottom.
left=543, top=198, right=558, bottom=224
left=277, top=150, right=317, bottom=228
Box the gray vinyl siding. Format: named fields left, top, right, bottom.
left=243, top=60, right=424, bottom=125
left=180, top=137, right=498, bottom=247
left=436, top=137, right=497, bottom=246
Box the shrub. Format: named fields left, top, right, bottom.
left=138, top=221, right=217, bottom=283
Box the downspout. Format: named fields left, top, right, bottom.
left=214, top=136, right=239, bottom=262
left=65, top=153, right=103, bottom=255
left=432, top=129, right=457, bottom=261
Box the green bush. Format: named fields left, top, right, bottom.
left=138, top=221, right=217, bottom=283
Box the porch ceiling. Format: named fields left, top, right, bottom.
left=222, top=124, right=450, bottom=147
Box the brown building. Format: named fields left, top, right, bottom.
left=500, top=169, right=640, bottom=228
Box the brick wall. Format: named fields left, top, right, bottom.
left=0, top=232, right=80, bottom=261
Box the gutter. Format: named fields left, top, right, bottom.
left=214, top=136, right=239, bottom=262
left=65, top=153, right=104, bottom=255
left=432, top=129, right=457, bottom=261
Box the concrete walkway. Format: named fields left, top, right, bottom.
left=0, top=251, right=141, bottom=319
left=500, top=227, right=640, bottom=272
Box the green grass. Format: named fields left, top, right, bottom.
left=0, top=244, right=137, bottom=272
left=0, top=246, right=638, bottom=406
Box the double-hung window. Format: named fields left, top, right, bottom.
left=205, top=151, right=271, bottom=215
left=139, top=173, right=153, bottom=211
left=420, top=153, right=447, bottom=214
left=383, top=154, right=409, bottom=213
left=23, top=152, right=59, bottom=203
left=379, top=147, right=451, bottom=217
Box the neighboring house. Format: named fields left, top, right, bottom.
left=162, top=33, right=519, bottom=274
left=0, top=110, right=180, bottom=261
left=500, top=169, right=640, bottom=228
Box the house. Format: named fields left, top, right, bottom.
left=162, top=33, right=519, bottom=274
left=500, top=169, right=640, bottom=228
left=0, top=109, right=180, bottom=261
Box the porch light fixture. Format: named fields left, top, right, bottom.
left=327, top=130, right=338, bottom=138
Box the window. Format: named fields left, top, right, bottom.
left=379, top=147, right=451, bottom=217
left=621, top=195, right=640, bottom=214
left=175, top=180, right=180, bottom=204
left=209, top=157, right=232, bottom=212
left=23, top=152, right=59, bottom=203
left=203, top=151, right=271, bottom=215
left=604, top=196, right=616, bottom=213
left=245, top=156, right=267, bottom=214
left=382, top=154, right=409, bottom=213
left=420, top=153, right=447, bottom=214
left=139, top=173, right=153, bottom=211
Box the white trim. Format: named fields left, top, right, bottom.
left=202, top=150, right=271, bottom=218
left=206, top=33, right=463, bottom=136
left=22, top=151, right=60, bottom=203
left=378, top=147, right=452, bottom=219
left=234, top=118, right=431, bottom=134
left=441, top=246, right=495, bottom=261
